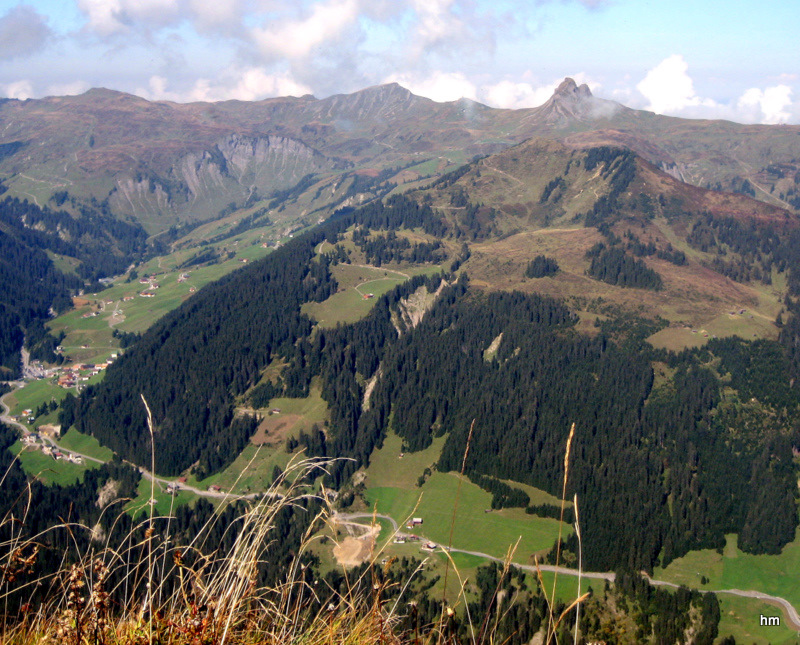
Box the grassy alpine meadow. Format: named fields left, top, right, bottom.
left=655, top=532, right=800, bottom=616
left=8, top=440, right=99, bottom=487
left=302, top=262, right=444, bottom=329
left=47, top=236, right=275, bottom=365
left=57, top=427, right=114, bottom=462
left=363, top=432, right=570, bottom=565
left=647, top=309, right=780, bottom=351
left=126, top=477, right=201, bottom=518
left=183, top=444, right=295, bottom=496
left=365, top=471, right=569, bottom=564
left=364, top=431, right=447, bottom=489
left=4, top=380, right=68, bottom=423
left=246, top=383, right=330, bottom=445
left=716, top=594, right=800, bottom=644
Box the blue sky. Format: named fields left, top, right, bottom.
left=0, top=0, right=797, bottom=123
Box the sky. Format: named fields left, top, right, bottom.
left=0, top=0, right=797, bottom=124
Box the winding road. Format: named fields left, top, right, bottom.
left=4, top=387, right=800, bottom=631
left=335, top=512, right=800, bottom=632
left=0, top=388, right=26, bottom=433
left=2, top=386, right=267, bottom=503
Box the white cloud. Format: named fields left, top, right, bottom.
left=737, top=85, right=793, bottom=125
left=634, top=56, right=798, bottom=124
left=384, top=71, right=477, bottom=103
left=481, top=80, right=558, bottom=109
left=77, top=0, right=181, bottom=35
left=47, top=81, right=91, bottom=97
left=224, top=68, right=313, bottom=101
left=2, top=80, right=34, bottom=100
left=0, top=5, right=53, bottom=61
left=250, top=0, right=360, bottom=60
left=479, top=73, right=600, bottom=109
left=410, top=0, right=462, bottom=49
left=138, top=69, right=312, bottom=103
left=636, top=54, right=715, bottom=115
left=189, top=0, right=242, bottom=31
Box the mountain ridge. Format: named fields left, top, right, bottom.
left=1, top=79, right=799, bottom=234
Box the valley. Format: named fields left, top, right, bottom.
left=2, top=81, right=800, bottom=643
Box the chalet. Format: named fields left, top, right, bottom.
left=208, top=484, right=222, bottom=493
left=411, top=517, right=423, bottom=526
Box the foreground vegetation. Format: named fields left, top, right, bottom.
left=1, top=415, right=730, bottom=645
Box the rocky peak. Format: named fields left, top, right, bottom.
left=532, top=77, right=617, bottom=126
left=554, top=78, right=593, bottom=100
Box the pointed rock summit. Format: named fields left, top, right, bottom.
left=533, top=77, right=618, bottom=126
left=554, top=77, right=593, bottom=100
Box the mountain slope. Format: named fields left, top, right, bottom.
left=1, top=80, right=799, bottom=237
left=0, top=193, right=150, bottom=377
left=70, top=140, right=800, bottom=574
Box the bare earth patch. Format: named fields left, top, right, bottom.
left=250, top=414, right=303, bottom=445
left=332, top=522, right=379, bottom=568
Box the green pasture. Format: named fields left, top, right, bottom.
left=716, top=593, right=800, bottom=644
left=127, top=478, right=200, bottom=519
left=58, top=427, right=114, bottom=461
left=648, top=310, right=779, bottom=351
left=5, top=380, right=68, bottom=420
left=537, top=569, right=592, bottom=604
left=185, top=444, right=299, bottom=494
left=302, top=263, right=443, bottom=328
left=365, top=431, right=447, bottom=489
left=656, top=532, right=800, bottom=616
left=46, top=251, right=81, bottom=276
left=9, top=441, right=99, bottom=487
left=497, top=479, right=567, bottom=508
left=48, top=244, right=273, bottom=364
left=365, top=471, right=569, bottom=564
left=263, top=385, right=329, bottom=420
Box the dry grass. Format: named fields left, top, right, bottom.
left=0, top=415, right=589, bottom=645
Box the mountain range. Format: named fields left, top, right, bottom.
left=1, top=79, right=799, bottom=235
left=3, top=78, right=800, bottom=641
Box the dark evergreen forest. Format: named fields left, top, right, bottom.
left=57, top=156, right=800, bottom=574
left=0, top=197, right=150, bottom=377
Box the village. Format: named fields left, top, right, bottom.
left=18, top=424, right=83, bottom=465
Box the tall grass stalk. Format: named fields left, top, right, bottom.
left=573, top=493, right=582, bottom=645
